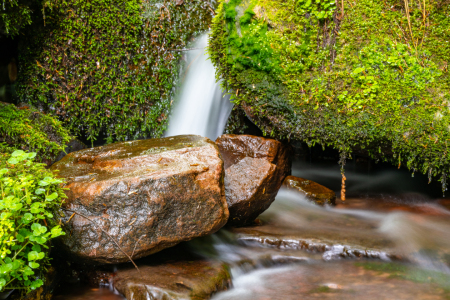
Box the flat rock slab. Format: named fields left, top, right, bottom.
left=114, top=247, right=231, bottom=300
left=216, top=134, right=291, bottom=226
left=52, top=135, right=228, bottom=264
left=212, top=261, right=449, bottom=300
left=283, top=176, right=336, bottom=206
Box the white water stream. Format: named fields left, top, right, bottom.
left=165, top=34, right=233, bottom=140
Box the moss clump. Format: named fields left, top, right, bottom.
left=0, top=102, right=71, bottom=160
left=0, top=0, right=54, bottom=36
left=17, top=0, right=214, bottom=144
left=209, top=0, right=450, bottom=192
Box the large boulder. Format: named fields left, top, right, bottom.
left=216, top=134, right=291, bottom=225
left=51, top=135, right=228, bottom=264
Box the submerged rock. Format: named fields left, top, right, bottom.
left=114, top=246, right=231, bottom=300
left=51, top=135, right=228, bottom=264
left=283, top=176, right=336, bottom=206
left=212, top=261, right=449, bottom=300
left=216, top=134, right=291, bottom=226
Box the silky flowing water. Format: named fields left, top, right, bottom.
left=55, top=33, right=450, bottom=299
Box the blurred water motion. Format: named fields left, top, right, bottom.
left=166, top=33, right=233, bottom=140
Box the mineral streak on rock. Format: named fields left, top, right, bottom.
left=283, top=176, right=336, bottom=206
left=51, top=135, right=228, bottom=264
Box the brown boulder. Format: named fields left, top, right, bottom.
left=225, top=157, right=276, bottom=226
left=51, top=135, right=228, bottom=264
left=216, top=134, right=291, bottom=226
left=216, top=134, right=290, bottom=189
left=283, top=176, right=336, bottom=206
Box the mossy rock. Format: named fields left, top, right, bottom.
left=16, top=0, right=214, bottom=144
left=0, top=102, right=71, bottom=162
left=209, top=0, right=450, bottom=192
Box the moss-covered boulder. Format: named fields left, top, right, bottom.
left=209, top=0, right=450, bottom=191
left=0, top=102, right=71, bottom=162
left=16, top=0, right=214, bottom=143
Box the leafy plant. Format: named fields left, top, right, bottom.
left=296, top=0, right=336, bottom=20
left=0, top=150, right=65, bottom=294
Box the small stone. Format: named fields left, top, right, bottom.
left=283, top=175, right=336, bottom=206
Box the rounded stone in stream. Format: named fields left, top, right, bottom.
left=216, top=134, right=291, bottom=226
left=113, top=249, right=231, bottom=300
left=51, top=135, right=229, bottom=264
left=283, top=176, right=336, bottom=206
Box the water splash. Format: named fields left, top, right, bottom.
left=166, top=34, right=233, bottom=140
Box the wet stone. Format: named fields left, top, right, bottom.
left=283, top=176, right=336, bottom=206
left=225, top=157, right=276, bottom=226
left=216, top=134, right=291, bottom=226
left=113, top=247, right=231, bottom=300
left=51, top=135, right=229, bottom=264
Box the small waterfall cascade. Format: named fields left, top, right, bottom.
left=165, top=34, right=233, bottom=141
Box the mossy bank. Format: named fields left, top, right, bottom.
left=209, top=0, right=450, bottom=192
left=16, top=0, right=215, bottom=144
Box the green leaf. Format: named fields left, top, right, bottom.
left=7, top=157, right=19, bottom=165
left=28, top=251, right=39, bottom=261
left=11, top=150, right=25, bottom=157
left=28, top=262, right=39, bottom=269
left=45, top=192, right=58, bottom=201
left=35, top=188, right=46, bottom=195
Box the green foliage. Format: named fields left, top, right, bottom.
left=296, top=0, right=336, bottom=20
left=17, top=0, right=214, bottom=144
left=0, top=103, right=71, bottom=161
left=0, top=0, right=54, bottom=36
left=0, top=150, right=65, bottom=294
left=209, top=0, right=450, bottom=193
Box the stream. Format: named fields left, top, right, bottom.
left=53, top=33, right=450, bottom=299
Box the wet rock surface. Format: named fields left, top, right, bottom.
left=283, top=175, right=336, bottom=206
left=216, top=134, right=290, bottom=188
left=52, top=135, right=228, bottom=264
left=225, top=157, right=276, bottom=226
left=216, top=134, right=291, bottom=225
left=113, top=246, right=231, bottom=300
left=212, top=261, right=450, bottom=300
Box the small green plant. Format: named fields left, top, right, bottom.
left=296, top=0, right=336, bottom=20
left=0, top=150, right=65, bottom=294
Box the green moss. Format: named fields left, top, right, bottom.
left=17, top=0, right=214, bottom=144
left=209, top=0, right=450, bottom=192
left=0, top=103, right=71, bottom=160
left=0, top=0, right=53, bottom=36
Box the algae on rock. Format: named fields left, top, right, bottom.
left=209, top=0, right=450, bottom=191
left=16, top=0, right=214, bottom=144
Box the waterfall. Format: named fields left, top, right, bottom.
left=165, top=34, right=233, bottom=141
